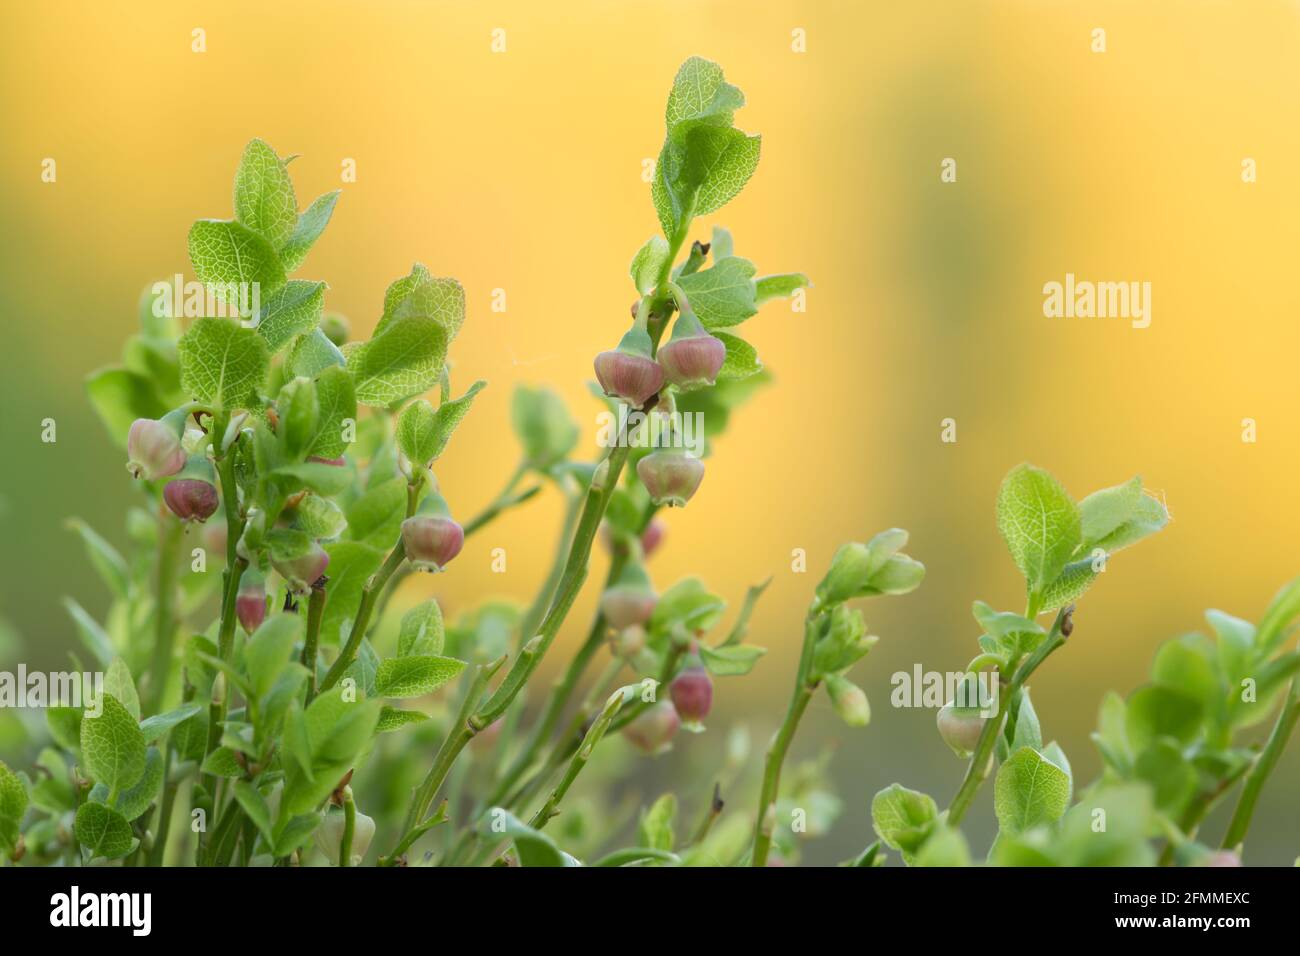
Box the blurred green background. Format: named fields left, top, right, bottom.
left=1, top=0, right=1297, bottom=862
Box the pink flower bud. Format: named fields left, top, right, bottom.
left=1201, top=851, right=1242, bottom=867
left=637, top=449, right=705, bottom=507
left=937, top=703, right=987, bottom=757
left=658, top=328, right=725, bottom=391
left=401, top=515, right=464, bottom=573
left=126, top=416, right=186, bottom=480
left=670, top=665, right=713, bottom=728
left=640, top=519, right=666, bottom=558
left=594, top=324, right=663, bottom=408
left=236, top=573, right=267, bottom=635
left=164, top=479, right=219, bottom=522
left=273, top=542, right=329, bottom=595
left=594, top=350, right=664, bottom=409
left=308, top=455, right=346, bottom=467
left=622, top=700, right=680, bottom=755
left=609, top=624, right=647, bottom=659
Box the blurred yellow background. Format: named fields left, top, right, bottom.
left=2, top=1, right=1298, bottom=861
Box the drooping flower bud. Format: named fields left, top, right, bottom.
left=670, top=664, right=713, bottom=730
left=657, top=307, right=725, bottom=391
left=401, top=492, right=464, bottom=573
left=640, top=519, right=666, bottom=558
left=609, top=624, right=646, bottom=659
left=1200, top=850, right=1242, bottom=867
left=126, top=410, right=187, bottom=480
left=937, top=702, right=988, bottom=757
left=320, top=312, right=350, bottom=346
left=826, top=674, right=870, bottom=727
left=622, top=700, right=680, bottom=755
left=600, top=559, right=656, bottom=629
left=315, top=807, right=376, bottom=866
left=594, top=324, right=664, bottom=408
left=637, top=448, right=704, bottom=507
left=272, top=541, right=330, bottom=595
left=163, top=455, right=220, bottom=523
left=236, top=570, right=268, bottom=635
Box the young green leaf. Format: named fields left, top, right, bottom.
left=913, top=825, right=971, bottom=867
left=64, top=518, right=130, bottom=600
left=677, top=256, right=758, bottom=329
left=376, top=707, right=431, bottom=733
left=373, top=655, right=466, bottom=699
left=306, top=364, right=357, bottom=460
left=233, top=780, right=275, bottom=845
left=85, top=367, right=169, bottom=445
left=631, top=236, right=671, bottom=294
left=377, top=264, right=466, bottom=340
left=714, top=331, right=762, bottom=382
left=0, top=760, right=27, bottom=853
left=476, top=809, right=576, bottom=867
left=104, top=658, right=140, bottom=721
left=245, top=614, right=304, bottom=700
left=638, top=793, right=677, bottom=851
left=870, top=784, right=938, bottom=861
left=281, top=689, right=382, bottom=816
left=397, top=380, right=486, bottom=466
left=188, top=219, right=286, bottom=292
left=273, top=812, right=323, bottom=858
left=233, top=139, right=299, bottom=248
left=995, top=464, right=1081, bottom=598
left=74, top=802, right=135, bottom=860
left=139, top=702, right=204, bottom=744
left=511, top=385, right=579, bottom=469
left=293, top=494, right=348, bottom=539
left=178, top=318, right=270, bottom=411
left=289, top=328, right=346, bottom=379
left=347, top=315, right=449, bottom=407
left=90, top=746, right=163, bottom=821
left=754, top=273, right=810, bottom=306
left=699, top=643, right=766, bottom=677
left=318, top=541, right=385, bottom=646
left=398, top=600, right=445, bottom=657
left=1125, top=685, right=1203, bottom=750
left=80, top=693, right=146, bottom=793
left=280, top=191, right=340, bottom=273
left=994, top=746, right=1070, bottom=835
left=255, top=280, right=325, bottom=352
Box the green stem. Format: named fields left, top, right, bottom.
left=528, top=686, right=630, bottom=830
left=751, top=611, right=819, bottom=867
left=146, top=512, right=184, bottom=714
left=946, top=605, right=1070, bottom=827
left=301, top=581, right=327, bottom=705
left=339, top=788, right=356, bottom=867
left=396, top=442, right=633, bottom=843
left=1221, top=676, right=1300, bottom=849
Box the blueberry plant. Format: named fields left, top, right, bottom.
left=1, top=59, right=1296, bottom=869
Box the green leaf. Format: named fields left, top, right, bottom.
left=270, top=461, right=352, bottom=496
left=344, top=479, right=407, bottom=549
left=1040, top=741, right=1073, bottom=802
left=255, top=280, right=325, bottom=352
left=1255, top=577, right=1300, bottom=656
left=1134, top=739, right=1197, bottom=815
left=1126, top=685, right=1203, bottom=750
left=870, top=784, right=938, bottom=860
left=289, top=328, right=346, bottom=379
left=293, top=494, right=348, bottom=539
left=971, top=601, right=1045, bottom=659
left=994, top=746, right=1070, bottom=835
left=995, top=464, right=1081, bottom=596
left=373, top=655, right=466, bottom=699
left=699, top=643, right=766, bottom=677
left=665, top=57, right=745, bottom=133
left=477, top=809, right=576, bottom=867
left=1038, top=558, right=1100, bottom=611
left=47, top=707, right=84, bottom=752
left=754, top=273, right=810, bottom=306
left=914, top=826, right=971, bottom=867
left=245, top=614, right=304, bottom=701
left=678, top=257, right=758, bottom=329
left=398, top=600, right=445, bottom=657
left=200, top=746, right=243, bottom=778
left=1092, top=690, right=1133, bottom=774
left=1089, top=488, right=1169, bottom=554
left=80, top=694, right=146, bottom=792
left=139, top=703, right=204, bottom=743
left=1079, top=477, right=1143, bottom=547
left=178, top=318, right=270, bottom=411
left=188, top=219, right=286, bottom=292
left=318, top=542, right=385, bottom=646
left=1010, top=691, right=1042, bottom=753
left=91, top=746, right=162, bottom=821
left=273, top=812, right=323, bottom=857
left=511, top=385, right=579, bottom=469
left=638, top=793, right=677, bottom=852
left=631, top=236, right=671, bottom=294
left=281, top=689, right=382, bottom=816
left=305, top=365, right=357, bottom=460
left=280, top=191, right=340, bottom=273
left=650, top=578, right=728, bottom=637
left=233, top=780, right=274, bottom=845
left=64, top=518, right=130, bottom=599
left=233, top=138, right=298, bottom=247
left=398, top=380, right=486, bottom=466
left=0, top=760, right=27, bottom=852
left=714, top=331, right=762, bottom=382
left=377, top=264, right=466, bottom=340
left=62, top=597, right=113, bottom=667
left=85, top=367, right=169, bottom=446
left=74, top=802, right=135, bottom=860
left=376, top=707, right=431, bottom=733
left=104, top=658, right=140, bottom=720
left=1151, top=637, right=1220, bottom=714
left=684, top=125, right=761, bottom=218
left=348, top=315, right=449, bottom=407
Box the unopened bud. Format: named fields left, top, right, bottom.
left=315, top=808, right=376, bottom=865
left=622, top=700, right=680, bottom=755
left=236, top=571, right=268, bottom=635
left=600, top=560, right=656, bottom=629
left=401, top=515, right=464, bottom=573
left=937, top=702, right=988, bottom=757
left=669, top=665, right=713, bottom=729
left=636, top=448, right=704, bottom=507
left=272, top=542, right=330, bottom=595
left=657, top=309, right=725, bottom=391
left=594, top=325, right=664, bottom=408
left=126, top=412, right=187, bottom=481
left=163, top=456, right=220, bottom=523
left=826, top=674, right=870, bottom=727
